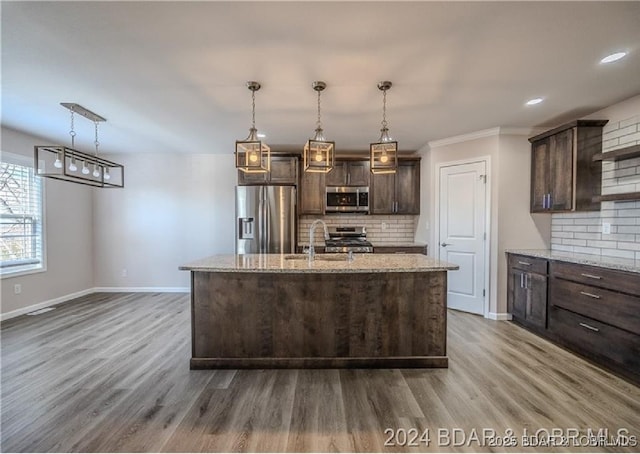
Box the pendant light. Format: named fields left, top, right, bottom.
left=370, top=81, right=398, bottom=174
left=235, top=81, right=270, bottom=173
left=34, top=103, right=124, bottom=188
left=303, top=81, right=334, bottom=173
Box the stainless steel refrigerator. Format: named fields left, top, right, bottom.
left=235, top=185, right=297, bottom=254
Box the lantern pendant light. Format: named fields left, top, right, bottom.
left=303, top=81, right=335, bottom=173
left=236, top=81, right=270, bottom=173
left=370, top=81, right=398, bottom=174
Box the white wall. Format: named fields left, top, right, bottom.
left=418, top=130, right=550, bottom=318
left=1, top=127, right=94, bottom=316
left=93, top=152, right=236, bottom=289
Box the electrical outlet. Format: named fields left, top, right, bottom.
left=14, top=284, right=22, bottom=294
left=602, top=222, right=611, bottom=235
left=381, top=222, right=388, bottom=230
left=121, top=268, right=128, bottom=278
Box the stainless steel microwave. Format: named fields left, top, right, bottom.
left=325, top=186, right=369, bottom=213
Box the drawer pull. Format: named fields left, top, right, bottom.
left=579, top=291, right=601, bottom=299
left=518, top=261, right=532, bottom=266
left=580, top=273, right=602, bottom=280
left=579, top=322, right=600, bottom=332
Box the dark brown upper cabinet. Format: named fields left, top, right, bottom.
left=371, top=158, right=420, bottom=214
left=529, top=120, right=607, bottom=213
left=298, top=163, right=326, bottom=215
left=325, top=159, right=370, bottom=187
left=237, top=155, right=298, bottom=185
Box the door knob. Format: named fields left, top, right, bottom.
left=440, top=242, right=451, bottom=247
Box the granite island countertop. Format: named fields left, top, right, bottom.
left=180, top=253, right=459, bottom=274
left=506, top=249, right=640, bottom=274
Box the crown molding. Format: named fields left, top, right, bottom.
left=427, top=126, right=544, bottom=149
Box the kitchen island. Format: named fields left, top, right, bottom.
left=179, top=253, right=459, bottom=369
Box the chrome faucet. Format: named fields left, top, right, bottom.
left=308, top=219, right=330, bottom=261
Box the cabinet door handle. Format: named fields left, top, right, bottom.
left=580, top=291, right=601, bottom=299
left=542, top=195, right=547, bottom=209
left=580, top=273, right=602, bottom=280
left=548, top=193, right=552, bottom=209
left=518, top=261, right=531, bottom=266
left=579, top=322, right=600, bottom=332
left=520, top=273, right=524, bottom=288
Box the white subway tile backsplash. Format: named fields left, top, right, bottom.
left=551, top=113, right=640, bottom=257
left=619, top=115, right=640, bottom=129
left=299, top=214, right=417, bottom=245
left=619, top=131, right=640, bottom=145
left=601, top=248, right=636, bottom=259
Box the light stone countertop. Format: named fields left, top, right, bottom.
left=506, top=249, right=640, bottom=274
left=180, top=253, right=459, bottom=274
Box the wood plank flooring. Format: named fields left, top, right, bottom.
left=1, top=292, right=639, bottom=452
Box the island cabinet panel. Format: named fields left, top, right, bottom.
left=190, top=270, right=448, bottom=368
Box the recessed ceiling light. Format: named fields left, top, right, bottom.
left=257, top=133, right=266, bottom=138
left=600, top=51, right=627, bottom=64
left=526, top=98, right=544, bottom=106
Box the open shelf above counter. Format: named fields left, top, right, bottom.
left=593, top=192, right=640, bottom=203
left=591, top=144, right=640, bottom=203
left=592, top=144, right=640, bottom=162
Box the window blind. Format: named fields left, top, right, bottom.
left=1, top=152, right=44, bottom=273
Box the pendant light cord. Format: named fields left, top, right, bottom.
left=69, top=108, right=76, bottom=148
left=94, top=121, right=100, bottom=156
left=251, top=89, right=256, bottom=130
left=316, top=89, right=322, bottom=129
left=381, top=89, right=388, bottom=130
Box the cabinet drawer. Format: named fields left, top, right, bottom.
left=548, top=306, right=640, bottom=376
left=550, top=277, right=640, bottom=336
left=507, top=254, right=548, bottom=274
left=550, top=261, right=640, bottom=296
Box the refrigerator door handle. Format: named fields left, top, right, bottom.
left=258, top=187, right=265, bottom=253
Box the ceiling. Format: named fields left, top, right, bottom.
left=3, top=1, right=640, bottom=155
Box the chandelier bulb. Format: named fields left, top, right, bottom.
left=314, top=152, right=323, bottom=162
left=81, top=162, right=90, bottom=174
left=54, top=153, right=63, bottom=169
left=104, top=168, right=111, bottom=180
left=92, top=164, right=101, bottom=178
left=68, top=157, right=77, bottom=172
left=380, top=153, right=389, bottom=164
left=249, top=152, right=259, bottom=163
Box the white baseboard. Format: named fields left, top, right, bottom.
left=487, top=312, right=513, bottom=321
left=1, top=287, right=190, bottom=321
left=0, top=288, right=94, bottom=322
left=93, top=287, right=190, bottom=293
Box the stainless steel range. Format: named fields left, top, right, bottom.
left=324, top=226, right=373, bottom=253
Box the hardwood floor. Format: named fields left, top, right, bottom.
left=1, top=292, right=639, bottom=452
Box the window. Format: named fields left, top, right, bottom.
left=1, top=152, right=44, bottom=276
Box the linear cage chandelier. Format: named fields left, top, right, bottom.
left=34, top=103, right=124, bottom=188
left=370, top=81, right=398, bottom=174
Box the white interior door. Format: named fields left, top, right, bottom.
left=438, top=161, right=487, bottom=315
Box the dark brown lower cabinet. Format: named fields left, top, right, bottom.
left=507, top=252, right=640, bottom=385
left=507, top=254, right=548, bottom=331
